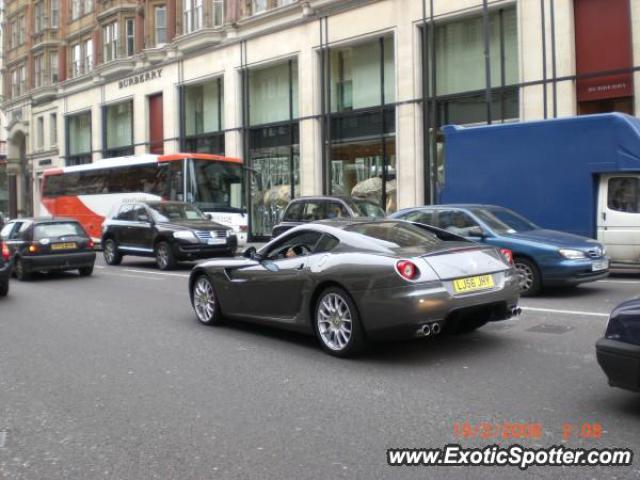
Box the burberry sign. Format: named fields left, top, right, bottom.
left=118, top=68, right=163, bottom=89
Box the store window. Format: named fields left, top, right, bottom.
left=247, top=60, right=299, bottom=238
left=66, top=111, right=92, bottom=166
left=326, top=36, right=396, bottom=212
left=181, top=78, right=224, bottom=154
left=103, top=101, right=133, bottom=158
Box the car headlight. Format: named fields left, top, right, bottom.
left=558, top=249, right=587, bottom=259
left=173, top=231, right=197, bottom=241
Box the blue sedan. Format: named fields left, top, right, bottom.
left=390, top=204, right=609, bottom=296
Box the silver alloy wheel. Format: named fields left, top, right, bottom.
left=317, top=293, right=353, bottom=351
left=193, top=276, right=216, bottom=323
left=156, top=245, right=169, bottom=269
left=515, top=262, right=534, bottom=292
left=104, top=241, right=115, bottom=263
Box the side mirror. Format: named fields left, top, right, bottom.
left=243, top=246, right=257, bottom=259
left=468, top=226, right=485, bottom=238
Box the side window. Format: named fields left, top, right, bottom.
left=302, top=202, right=325, bottom=222
left=608, top=177, right=640, bottom=213
left=437, top=210, right=479, bottom=236
left=283, top=202, right=304, bottom=222
left=116, top=205, right=135, bottom=221
left=403, top=210, right=435, bottom=225
left=325, top=202, right=349, bottom=219
left=266, top=230, right=324, bottom=260
left=132, top=206, right=151, bottom=222
left=315, top=234, right=339, bottom=253
left=0, top=223, right=16, bottom=239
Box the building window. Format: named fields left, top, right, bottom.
left=34, top=55, right=44, bottom=88
left=66, top=112, right=92, bottom=166
left=50, top=113, right=58, bottom=147
left=11, top=69, right=19, bottom=97
left=326, top=36, right=396, bottom=213
left=18, top=15, right=26, bottom=45
left=72, top=43, right=82, bottom=76
left=84, top=0, right=93, bottom=15
left=181, top=78, right=224, bottom=154
left=18, top=65, right=26, bottom=95
left=10, top=21, right=18, bottom=49
left=104, top=101, right=134, bottom=158
left=71, top=0, right=81, bottom=20
left=155, top=6, right=167, bottom=46
left=184, top=0, right=203, bottom=33
left=212, top=0, right=224, bottom=27
left=246, top=60, right=299, bottom=238
left=85, top=39, right=93, bottom=71
left=34, top=1, right=45, bottom=33
left=103, top=22, right=119, bottom=62
left=126, top=19, right=135, bottom=56
left=51, top=0, right=60, bottom=28
left=50, top=51, right=59, bottom=83
left=36, top=117, right=45, bottom=151
left=252, top=0, right=267, bottom=15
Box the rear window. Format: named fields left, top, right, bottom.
left=344, top=222, right=443, bottom=248
left=34, top=222, right=86, bottom=241
left=350, top=200, right=385, bottom=218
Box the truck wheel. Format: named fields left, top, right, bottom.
left=514, top=258, right=541, bottom=296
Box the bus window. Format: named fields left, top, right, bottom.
left=188, top=160, right=243, bottom=211
left=167, top=162, right=185, bottom=201
left=42, top=175, right=64, bottom=196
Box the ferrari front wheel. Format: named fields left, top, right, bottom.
left=192, top=275, right=223, bottom=326
left=314, top=287, right=365, bottom=357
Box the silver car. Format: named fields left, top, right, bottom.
left=189, top=219, right=521, bottom=357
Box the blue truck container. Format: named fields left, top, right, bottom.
left=440, top=113, right=640, bottom=268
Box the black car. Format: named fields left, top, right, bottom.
left=271, top=196, right=385, bottom=237
left=0, top=239, right=11, bottom=296
left=0, top=217, right=96, bottom=281
left=101, top=201, right=237, bottom=270
left=596, top=298, right=640, bottom=392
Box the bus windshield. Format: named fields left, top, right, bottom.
left=188, top=160, right=244, bottom=213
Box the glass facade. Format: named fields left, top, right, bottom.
left=103, top=101, right=134, bottom=158
left=326, top=36, right=396, bottom=213
left=181, top=78, right=225, bottom=154
left=247, top=60, right=299, bottom=238
left=66, top=111, right=92, bottom=166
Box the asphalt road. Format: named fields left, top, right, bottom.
left=1, top=256, right=639, bottom=479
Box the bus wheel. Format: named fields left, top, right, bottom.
left=155, top=242, right=176, bottom=270
left=103, top=239, right=122, bottom=266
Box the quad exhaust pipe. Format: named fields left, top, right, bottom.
left=510, top=306, right=522, bottom=318
left=417, top=322, right=442, bottom=338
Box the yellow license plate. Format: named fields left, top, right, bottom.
left=51, top=242, right=77, bottom=251
left=453, top=274, right=495, bottom=294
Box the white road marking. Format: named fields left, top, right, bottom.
left=597, top=279, right=640, bottom=285
left=98, top=272, right=164, bottom=281
left=123, top=269, right=189, bottom=278
left=95, top=265, right=106, bottom=269
left=522, top=306, right=609, bottom=318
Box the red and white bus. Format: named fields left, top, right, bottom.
left=40, top=153, right=248, bottom=245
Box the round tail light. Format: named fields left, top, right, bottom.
left=396, top=260, right=419, bottom=280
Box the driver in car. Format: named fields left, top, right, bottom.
left=284, top=245, right=308, bottom=258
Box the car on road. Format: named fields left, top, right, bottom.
left=101, top=201, right=237, bottom=270
left=189, top=219, right=521, bottom=357
left=0, top=240, right=11, bottom=296
left=271, top=196, right=385, bottom=237
left=0, top=218, right=96, bottom=281
left=390, top=204, right=609, bottom=296
left=596, top=298, right=640, bottom=392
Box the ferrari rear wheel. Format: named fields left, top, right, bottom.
left=192, top=275, right=223, bottom=326
left=315, top=287, right=365, bottom=357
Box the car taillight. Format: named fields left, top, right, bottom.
left=28, top=244, right=38, bottom=253
left=87, top=239, right=95, bottom=249
left=396, top=260, right=419, bottom=280
left=1, top=242, right=9, bottom=262
left=500, top=248, right=514, bottom=264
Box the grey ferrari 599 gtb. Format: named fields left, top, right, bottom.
left=189, top=219, right=521, bottom=357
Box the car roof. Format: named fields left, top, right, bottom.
left=288, top=196, right=355, bottom=203
left=8, top=217, right=79, bottom=224
left=397, top=204, right=503, bottom=212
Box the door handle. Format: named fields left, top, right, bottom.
left=601, top=211, right=606, bottom=221
left=296, top=263, right=305, bottom=271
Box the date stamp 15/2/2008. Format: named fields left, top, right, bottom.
left=453, top=422, right=603, bottom=441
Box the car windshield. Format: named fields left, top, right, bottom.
left=470, top=207, right=538, bottom=234
left=34, top=222, right=85, bottom=240
left=344, top=221, right=444, bottom=248
left=349, top=200, right=385, bottom=218
left=149, top=203, right=207, bottom=222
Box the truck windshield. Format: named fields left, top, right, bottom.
left=188, top=160, right=244, bottom=213
left=471, top=207, right=538, bottom=234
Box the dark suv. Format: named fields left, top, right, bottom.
left=0, top=217, right=96, bottom=281
left=101, top=201, right=237, bottom=270
left=271, top=196, right=385, bottom=237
